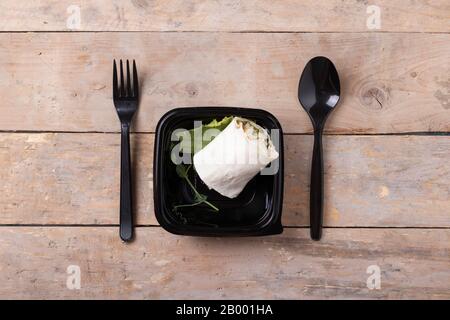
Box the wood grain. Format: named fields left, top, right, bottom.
left=0, top=227, right=448, bottom=299
left=1, top=133, right=448, bottom=227
left=0, top=0, right=449, bottom=32
left=0, top=32, right=449, bottom=134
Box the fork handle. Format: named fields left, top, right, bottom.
left=120, top=123, right=133, bottom=242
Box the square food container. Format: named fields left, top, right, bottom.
left=153, top=107, right=284, bottom=236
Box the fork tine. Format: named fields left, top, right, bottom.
left=119, top=59, right=125, bottom=97
left=126, top=60, right=131, bottom=97
left=133, top=60, right=139, bottom=98
left=113, top=60, right=118, bottom=99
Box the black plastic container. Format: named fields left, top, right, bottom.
left=153, top=107, right=284, bottom=236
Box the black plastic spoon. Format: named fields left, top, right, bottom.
left=298, top=56, right=340, bottom=241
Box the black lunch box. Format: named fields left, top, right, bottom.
left=153, top=107, right=284, bottom=236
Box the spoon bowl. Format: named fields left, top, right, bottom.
left=298, top=56, right=340, bottom=240
left=298, top=56, right=340, bottom=127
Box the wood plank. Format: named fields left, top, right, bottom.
left=0, top=32, right=449, bottom=134
left=0, top=0, right=449, bottom=32
left=0, top=133, right=154, bottom=225
left=0, top=227, right=448, bottom=299
left=1, top=133, right=448, bottom=227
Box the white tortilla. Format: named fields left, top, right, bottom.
left=193, top=117, right=279, bottom=198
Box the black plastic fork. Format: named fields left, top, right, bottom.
left=113, top=59, right=139, bottom=242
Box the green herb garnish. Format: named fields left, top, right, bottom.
left=172, top=164, right=219, bottom=213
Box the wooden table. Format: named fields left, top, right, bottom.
left=0, top=1, right=449, bottom=299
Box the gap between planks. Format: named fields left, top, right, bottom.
left=0, top=130, right=449, bottom=136
left=0, top=31, right=450, bottom=34
left=0, top=225, right=448, bottom=230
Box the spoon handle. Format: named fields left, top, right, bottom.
left=310, top=128, right=324, bottom=240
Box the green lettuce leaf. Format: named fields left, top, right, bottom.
left=176, top=116, right=233, bottom=154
